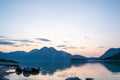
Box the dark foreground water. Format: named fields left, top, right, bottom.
left=1, top=60, right=120, bottom=80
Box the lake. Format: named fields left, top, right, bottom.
left=1, top=60, right=120, bottom=80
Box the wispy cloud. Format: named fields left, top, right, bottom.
left=0, top=41, right=15, bottom=46
left=36, top=38, right=51, bottom=42
left=0, top=36, right=6, bottom=38
left=80, top=47, right=85, bottom=49
left=57, top=44, right=77, bottom=49
left=12, top=44, right=23, bottom=47
left=98, top=46, right=104, bottom=48
left=12, top=43, right=36, bottom=47
left=0, top=35, right=36, bottom=47
left=0, top=36, right=16, bottom=46
left=13, top=39, right=34, bottom=43
left=56, top=45, right=67, bottom=47
left=63, top=41, right=72, bottom=44
left=66, top=46, right=77, bottom=49
left=0, top=35, right=9, bottom=40
left=0, top=35, right=51, bottom=47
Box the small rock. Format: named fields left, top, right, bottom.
left=65, top=77, right=81, bottom=80
left=86, top=78, right=93, bottom=80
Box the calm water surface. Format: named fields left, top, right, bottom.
left=1, top=60, right=120, bottom=80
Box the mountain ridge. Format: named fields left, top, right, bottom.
left=0, top=46, right=86, bottom=61
left=0, top=47, right=120, bottom=61
left=99, top=48, right=120, bottom=59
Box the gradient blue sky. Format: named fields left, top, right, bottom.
left=0, top=0, right=120, bottom=57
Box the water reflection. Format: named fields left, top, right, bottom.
left=15, top=60, right=120, bottom=76
left=15, top=67, right=40, bottom=77
left=0, top=65, right=15, bottom=80
left=1, top=61, right=120, bottom=80
left=100, top=61, right=120, bottom=73
left=16, top=61, right=87, bottom=77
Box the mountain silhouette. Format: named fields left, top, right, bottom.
left=25, top=47, right=73, bottom=61
left=1, top=47, right=120, bottom=61
left=0, top=51, right=27, bottom=60
left=102, top=52, right=120, bottom=60
left=0, top=47, right=87, bottom=61
left=99, top=48, right=120, bottom=59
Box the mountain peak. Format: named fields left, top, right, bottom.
left=40, top=46, right=56, bottom=50
left=40, top=46, right=49, bottom=50
left=29, top=49, right=39, bottom=54
left=48, top=47, right=57, bottom=51
left=39, top=46, right=57, bottom=53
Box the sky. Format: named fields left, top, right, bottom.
left=0, top=0, right=120, bottom=57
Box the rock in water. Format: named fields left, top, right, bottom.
left=86, top=78, right=93, bottom=80
left=65, top=77, right=81, bottom=80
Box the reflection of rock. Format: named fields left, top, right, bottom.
left=23, top=70, right=40, bottom=77
left=23, top=71, right=31, bottom=77
left=15, top=67, right=22, bottom=75
left=15, top=67, right=40, bottom=77
left=40, top=70, right=47, bottom=75
left=20, top=67, right=39, bottom=77
left=65, top=77, right=81, bottom=80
